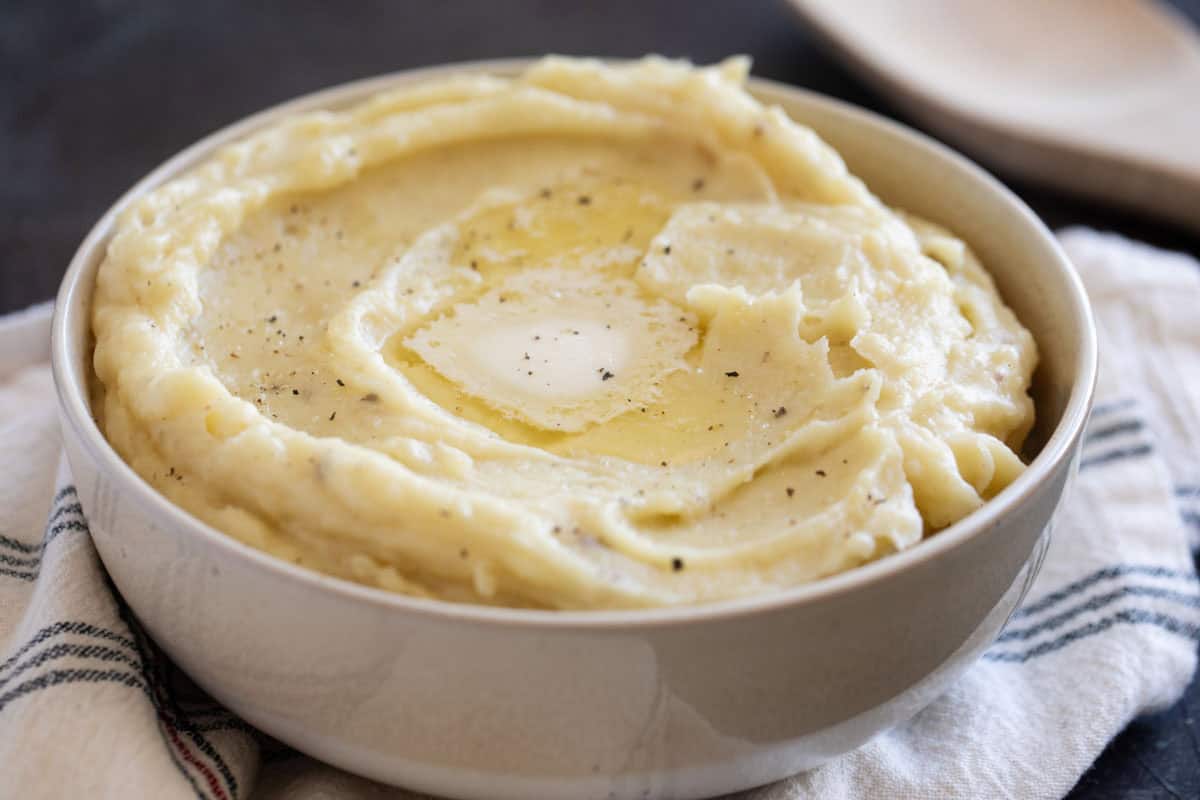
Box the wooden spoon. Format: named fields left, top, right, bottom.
left=787, top=0, right=1200, bottom=231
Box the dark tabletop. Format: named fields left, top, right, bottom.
left=4, top=1, right=1199, bottom=796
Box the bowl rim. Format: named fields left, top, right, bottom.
left=51, top=57, right=1098, bottom=630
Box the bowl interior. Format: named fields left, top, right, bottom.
left=52, top=61, right=1095, bottom=624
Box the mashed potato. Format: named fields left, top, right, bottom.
left=91, top=56, right=1036, bottom=609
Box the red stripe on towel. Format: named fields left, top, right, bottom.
left=162, top=715, right=230, bottom=800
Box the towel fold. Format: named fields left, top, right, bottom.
left=1, top=229, right=1196, bottom=799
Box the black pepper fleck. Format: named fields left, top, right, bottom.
left=671, top=557, right=684, bottom=572
left=773, top=407, right=787, bottom=418
left=786, top=487, right=795, bottom=497
left=725, top=371, right=739, bottom=377
left=601, top=370, right=614, bottom=381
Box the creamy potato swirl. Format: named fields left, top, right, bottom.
left=92, top=57, right=1036, bottom=609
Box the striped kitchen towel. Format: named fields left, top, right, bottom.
left=1, top=228, right=1197, bottom=799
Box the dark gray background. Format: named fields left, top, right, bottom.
left=4, top=1, right=1198, bottom=797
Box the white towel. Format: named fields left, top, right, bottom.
left=1, top=229, right=1197, bottom=799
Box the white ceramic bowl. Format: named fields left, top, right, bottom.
left=52, top=61, right=1096, bottom=800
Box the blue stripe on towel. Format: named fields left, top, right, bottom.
left=0, top=617, right=250, bottom=799
left=0, top=490, right=88, bottom=579
left=0, top=551, right=40, bottom=568
left=1014, top=564, right=1198, bottom=619
left=0, top=533, right=38, bottom=555
left=51, top=486, right=77, bottom=503
left=0, top=642, right=143, bottom=694
left=985, top=608, right=1200, bottom=663
left=0, top=667, right=149, bottom=714
left=1079, top=443, right=1155, bottom=471
left=0, top=621, right=137, bottom=676
left=1089, top=398, right=1137, bottom=417
left=1083, top=419, right=1144, bottom=445
left=998, top=585, right=1200, bottom=643
left=1075, top=402, right=1154, bottom=471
